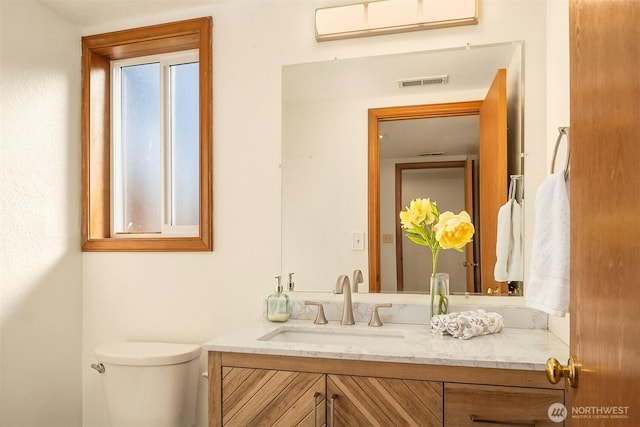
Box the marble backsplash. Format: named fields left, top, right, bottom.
left=287, top=293, right=548, bottom=330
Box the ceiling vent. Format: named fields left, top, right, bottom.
left=398, top=75, right=449, bottom=88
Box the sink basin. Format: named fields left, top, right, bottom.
left=258, top=325, right=405, bottom=347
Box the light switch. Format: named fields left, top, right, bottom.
left=382, top=233, right=393, bottom=244
left=352, top=232, right=365, bottom=250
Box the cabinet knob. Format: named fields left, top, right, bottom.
left=546, top=356, right=580, bottom=388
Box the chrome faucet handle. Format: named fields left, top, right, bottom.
left=304, top=301, right=328, bottom=324
left=368, top=303, right=392, bottom=327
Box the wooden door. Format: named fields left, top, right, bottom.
left=327, top=374, right=443, bottom=426
left=221, top=367, right=325, bottom=426
left=569, top=0, right=640, bottom=424
left=479, top=68, right=508, bottom=294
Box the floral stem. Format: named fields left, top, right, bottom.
left=431, top=248, right=439, bottom=279
left=430, top=249, right=439, bottom=318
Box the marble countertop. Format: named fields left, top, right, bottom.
left=203, top=317, right=569, bottom=371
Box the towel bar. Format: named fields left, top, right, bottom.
left=551, top=126, right=570, bottom=180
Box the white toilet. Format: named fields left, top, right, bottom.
left=93, top=341, right=201, bottom=427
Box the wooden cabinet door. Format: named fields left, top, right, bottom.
left=327, top=374, right=443, bottom=426
left=222, top=367, right=325, bottom=426
left=444, top=383, right=564, bottom=426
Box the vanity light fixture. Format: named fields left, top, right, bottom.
left=315, top=0, right=478, bottom=41
left=418, top=151, right=446, bottom=156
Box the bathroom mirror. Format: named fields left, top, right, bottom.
left=282, top=42, right=524, bottom=294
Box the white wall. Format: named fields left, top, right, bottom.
left=81, top=2, right=550, bottom=426
left=545, top=0, right=571, bottom=344
left=0, top=0, right=567, bottom=426
left=0, top=2, right=82, bottom=426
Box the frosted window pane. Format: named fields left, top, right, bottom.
left=170, top=62, right=199, bottom=225
left=121, top=63, right=161, bottom=232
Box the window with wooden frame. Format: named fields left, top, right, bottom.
left=81, top=17, right=212, bottom=251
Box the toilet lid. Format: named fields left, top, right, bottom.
left=95, top=342, right=201, bottom=366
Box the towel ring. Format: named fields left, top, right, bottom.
left=551, top=127, right=570, bottom=180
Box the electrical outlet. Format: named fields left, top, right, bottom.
left=352, top=232, right=365, bottom=250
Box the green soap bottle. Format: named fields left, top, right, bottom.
left=267, top=275, right=291, bottom=322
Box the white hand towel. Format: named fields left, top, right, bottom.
left=430, top=309, right=486, bottom=334
left=509, top=200, right=524, bottom=280
left=526, top=173, right=570, bottom=316
left=494, top=199, right=524, bottom=282
left=446, top=312, right=504, bottom=339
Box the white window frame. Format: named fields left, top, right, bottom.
left=110, top=49, right=199, bottom=238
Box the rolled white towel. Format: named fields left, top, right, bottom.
left=446, top=312, right=504, bottom=340
left=430, top=310, right=486, bottom=334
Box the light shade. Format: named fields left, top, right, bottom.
left=315, top=0, right=478, bottom=41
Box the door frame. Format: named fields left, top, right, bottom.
left=368, top=101, right=483, bottom=292
left=394, top=160, right=475, bottom=293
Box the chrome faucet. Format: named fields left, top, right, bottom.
left=352, top=269, right=363, bottom=293
left=335, top=274, right=355, bottom=325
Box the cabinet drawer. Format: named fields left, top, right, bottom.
left=445, top=383, right=564, bottom=427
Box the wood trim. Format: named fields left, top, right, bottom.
left=394, top=163, right=403, bottom=291
left=198, top=17, right=214, bottom=251
left=81, top=17, right=213, bottom=251
left=82, top=18, right=206, bottom=59
left=214, top=352, right=563, bottom=390
left=464, top=158, right=476, bottom=292
left=368, top=109, right=382, bottom=292
left=368, top=101, right=483, bottom=292
left=82, top=50, right=110, bottom=241
left=208, top=351, right=223, bottom=427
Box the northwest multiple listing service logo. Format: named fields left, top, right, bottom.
left=548, top=403, right=631, bottom=423
left=548, top=403, right=567, bottom=423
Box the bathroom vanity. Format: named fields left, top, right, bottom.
left=204, top=308, right=568, bottom=427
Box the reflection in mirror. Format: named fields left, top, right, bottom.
left=369, top=101, right=490, bottom=294
left=379, top=116, right=479, bottom=294
left=282, top=42, right=524, bottom=294
left=386, top=159, right=476, bottom=294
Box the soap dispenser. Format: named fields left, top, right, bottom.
left=267, top=276, right=291, bottom=322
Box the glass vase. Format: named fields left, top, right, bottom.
left=430, top=272, right=450, bottom=318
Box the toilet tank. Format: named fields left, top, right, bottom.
left=95, top=342, right=201, bottom=427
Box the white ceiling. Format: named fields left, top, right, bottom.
left=38, top=0, right=217, bottom=27
left=379, top=115, right=479, bottom=159
left=285, top=43, right=518, bottom=101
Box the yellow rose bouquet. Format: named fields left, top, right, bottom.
left=399, top=198, right=475, bottom=317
